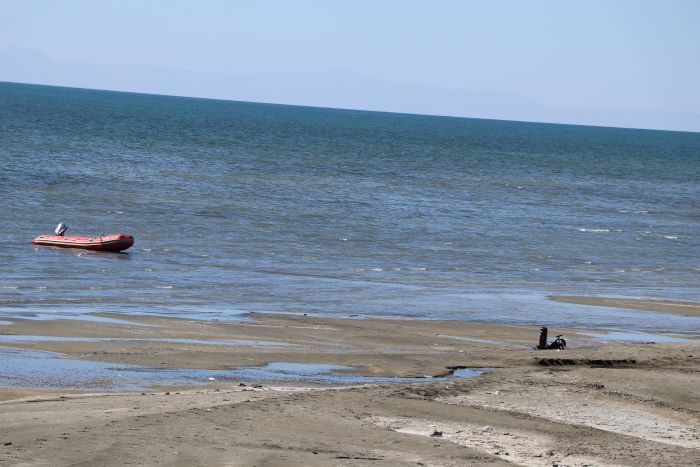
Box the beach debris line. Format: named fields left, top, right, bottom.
left=535, top=327, right=567, bottom=350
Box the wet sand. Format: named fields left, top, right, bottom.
left=0, top=308, right=699, bottom=466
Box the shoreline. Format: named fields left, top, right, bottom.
left=0, top=311, right=699, bottom=465
left=0, top=312, right=551, bottom=384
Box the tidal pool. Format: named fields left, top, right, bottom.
left=0, top=346, right=485, bottom=391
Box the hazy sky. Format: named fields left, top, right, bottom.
left=2, top=0, right=699, bottom=114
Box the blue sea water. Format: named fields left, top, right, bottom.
left=1, top=81, right=699, bottom=333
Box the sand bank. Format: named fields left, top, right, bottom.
left=550, top=295, right=700, bottom=317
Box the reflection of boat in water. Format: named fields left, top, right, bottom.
left=32, top=222, right=134, bottom=252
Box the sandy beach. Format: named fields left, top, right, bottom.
left=0, top=297, right=698, bottom=465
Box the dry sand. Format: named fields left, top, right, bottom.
left=0, top=302, right=698, bottom=466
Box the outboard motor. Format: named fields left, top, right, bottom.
left=55, top=222, right=68, bottom=236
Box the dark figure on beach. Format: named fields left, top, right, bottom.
left=536, top=327, right=567, bottom=350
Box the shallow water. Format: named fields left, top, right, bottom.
left=0, top=346, right=483, bottom=391
left=579, top=331, right=698, bottom=344
left=0, top=335, right=296, bottom=348
left=1, top=82, right=699, bottom=334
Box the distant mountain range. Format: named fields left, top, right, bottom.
left=1, top=47, right=698, bottom=132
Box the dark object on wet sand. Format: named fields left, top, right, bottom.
left=536, top=327, right=567, bottom=350
left=538, top=327, right=548, bottom=349
left=549, top=335, right=567, bottom=350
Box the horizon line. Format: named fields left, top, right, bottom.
left=2, top=79, right=698, bottom=136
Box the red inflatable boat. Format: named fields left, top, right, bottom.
left=32, top=223, right=134, bottom=252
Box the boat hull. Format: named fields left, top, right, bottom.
left=32, top=234, right=134, bottom=252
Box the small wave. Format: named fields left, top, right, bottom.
left=409, top=267, right=426, bottom=271
left=663, top=236, right=678, bottom=240
left=619, top=210, right=648, bottom=214
left=155, top=285, right=174, bottom=289
left=577, top=228, right=610, bottom=233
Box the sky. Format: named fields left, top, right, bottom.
left=2, top=0, right=699, bottom=117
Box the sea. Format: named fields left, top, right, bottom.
left=1, top=81, right=699, bottom=334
